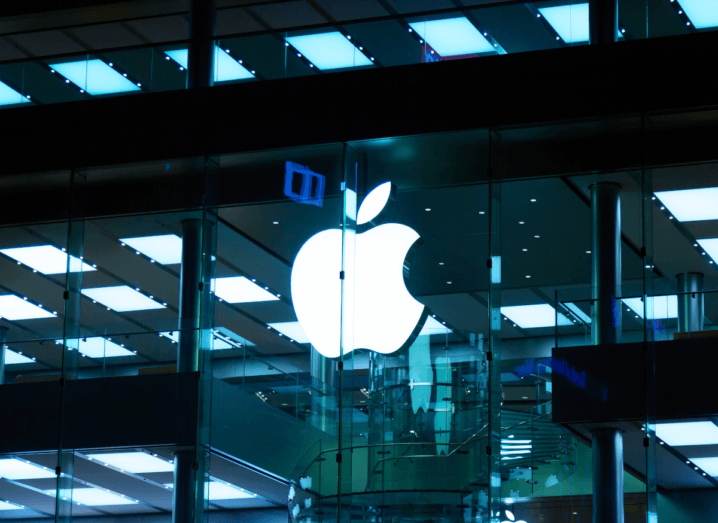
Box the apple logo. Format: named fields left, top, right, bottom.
left=501, top=509, right=528, bottom=523
left=290, top=182, right=427, bottom=359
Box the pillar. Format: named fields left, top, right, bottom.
left=188, top=0, right=217, bottom=88
left=0, top=327, right=7, bottom=385
left=589, top=0, right=619, bottom=45
left=592, top=428, right=624, bottom=523
left=677, top=272, right=704, bottom=333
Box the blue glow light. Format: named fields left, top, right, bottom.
left=655, top=188, right=718, bottom=222
left=691, top=457, right=718, bottom=477
left=501, top=304, right=573, bottom=329
left=408, top=18, right=495, bottom=56
left=0, top=245, right=95, bottom=274
left=120, top=234, right=182, bottom=264
left=165, top=47, right=255, bottom=82
left=286, top=32, right=373, bottom=70
left=677, top=0, right=718, bottom=29
left=0, top=81, right=30, bottom=106
left=655, top=421, right=718, bottom=446
left=51, top=60, right=141, bottom=95
left=538, top=4, right=590, bottom=43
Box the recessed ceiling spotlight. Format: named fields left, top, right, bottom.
left=519, top=221, right=524, bottom=224
left=586, top=250, right=591, bottom=254
left=439, top=262, right=444, bottom=265
left=525, top=275, right=531, bottom=278
left=273, top=221, right=279, bottom=224
left=425, top=208, right=431, bottom=211
left=530, top=199, right=537, bottom=202
left=522, top=248, right=528, bottom=252
left=534, top=235, right=540, bottom=238
left=447, top=281, right=452, bottom=284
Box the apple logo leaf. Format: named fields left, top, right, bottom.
left=357, top=182, right=392, bottom=225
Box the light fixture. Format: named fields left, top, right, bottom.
left=4, top=349, right=34, bottom=364
left=500, top=304, right=572, bottom=329
left=655, top=421, right=718, bottom=446
left=689, top=457, right=718, bottom=477
left=0, top=458, right=56, bottom=479
left=285, top=32, right=372, bottom=70
left=622, top=296, right=677, bottom=320
left=164, top=481, right=256, bottom=500
left=0, top=81, right=31, bottom=106
left=538, top=4, right=590, bottom=43
left=419, top=316, right=452, bottom=335
left=86, top=452, right=173, bottom=473
left=81, top=286, right=165, bottom=312
left=213, top=277, right=280, bottom=303
left=267, top=322, right=310, bottom=343
left=696, top=239, right=718, bottom=262
left=655, top=188, right=718, bottom=222
left=674, top=0, right=718, bottom=28
left=119, top=235, right=182, bottom=264
left=0, top=245, right=96, bottom=274
left=165, top=47, right=255, bottom=81
left=51, top=60, right=141, bottom=95
left=0, top=500, right=22, bottom=511
left=59, top=337, right=134, bottom=358
left=408, top=17, right=494, bottom=56
left=0, top=295, right=55, bottom=320
left=45, top=488, right=137, bottom=506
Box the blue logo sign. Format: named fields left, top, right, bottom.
left=285, top=162, right=325, bottom=207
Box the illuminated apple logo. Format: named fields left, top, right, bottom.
left=290, top=182, right=426, bottom=359
left=502, top=510, right=527, bottom=523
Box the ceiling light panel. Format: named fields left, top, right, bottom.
left=51, top=60, right=141, bottom=95
left=419, top=316, right=452, bottom=335
left=87, top=452, right=173, bottom=473
left=697, top=239, right=718, bottom=260
left=0, top=81, right=30, bottom=106
left=213, top=277, right=280, bottom=304
left=655, top=188, right=718, bottom=222
left=622, top=296, right=677, bottom=319
left=0, top=458, right=56, bottom=480
left=214, top=326, right=255, bottom=347
left=165, top=48, right=254, bottom=81
left=655, top=421, right=718, bottom=446
left=691, top=457, right=718, bottom=477
left=0, top=245, right=95, bottom=274
left=500, top=304, right=573, bottom=328
left=268, top=321, right=310, bottom=343
left=81, top=286, right=165, bottom=312
left=45, top=488, right=136, bottom=506
left=60, top=337, right=134, bottom=358
left=165, top=49, right=188, bottom=68
left=5, top=350, right=34, bottom=364
left=286, top=32, right=373, bottom=70
left=409, top=17, right=495, bottom=56
left=0, top=295, right=55, bottom=320
left=165, top=482, right=256, bottom=500
left=0, top=501, right=22, bottom=511
left=677, top=0, right=718, bottom=28
left=538, top=4, right=590, bottom=43
left=120, top=235, right=182, bottom=264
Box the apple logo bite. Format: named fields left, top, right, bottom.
left=290, top=182, right=427, bottom=359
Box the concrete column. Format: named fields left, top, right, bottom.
left=677, top=272, right=704, bottom=333
left=172, top=450, right=197, bottom=523
left=188, top=0, right=217, bottom=89
left=589, top=0, right=619, bottom=45
left=0, top=327, right=7, bottom=385
left=592, top=428, right=624, bottom=523
left=178, top=219, right=203, bottom=372
left=591, top=182, right=622, bottom=345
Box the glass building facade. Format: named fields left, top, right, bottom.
left=0, top=1, right=717, bottom=523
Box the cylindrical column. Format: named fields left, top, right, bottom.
left=172, top=450, right=197, bottom=523
left=178, top=219, right=203, bottom=373
left=188, top=0, right=216, bottom=88
left=0, top=328, right=7, bottom=385
left=589, top=0, right=618, bottom=45
left=677, top=272, right=704, bottom=333
left=591, top=182, right=622, bottom=345
left=592, top=428, right=624, bottom=523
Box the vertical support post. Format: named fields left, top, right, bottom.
left=188, top=0, right=217, bottom=89
left=677, top=272, right=704, bottom=333
left=589, top=0, right=619, bottom=44
left=591, top=182, right=622, bottom=345
left=592, top=428, right=624, bottom=523
left=178, top=219, right=203, bottom=373
left=172, top=450, right=197, bottom=523
left=0, top=327, right=7, bottom=385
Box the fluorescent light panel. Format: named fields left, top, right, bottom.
left=214, top=326, right=255, bottom=347
left=81, top=286, right=165, bottom=312
left=0, top=245, right=95, bottom=274
left=655, top=188, right=718, bottom=222
left=46, top=488, right=136, bottom=506
left=165, top=482, right=255, bottom=500
left=655, top=421, right=718, bottom=446
left=409, top=17, right=495, bottom=56
left=51, top=60, right=141, bottom=95
left=691, top=457, right=718, bottom=477
left=4, top=350, right=34, bottom=364
left=214, top=277, right=279, bottom=304
left=165, top=48, right=254, bottom=81
left=0, top=81, right=30, bottom=106
left=697, top=238, right=718, bottom=261
left=419, top=316, right=452, bottom=335
left=500, top=304, right=572, bottom=329
left=59, top=337, right=134, bottom=358
left=0, top=501, right=21, bottom=511
left=678, top=0, right=718, bottom=29
left=120, top=235, right=182, bottom=264
left=0, top=458, right=56, bottom=480
left=0, top=295, right=55, bottom=320
left=87, top=452, right=173, bottom=473
left=538, top=4, right=590, bottom=43
left=286, top=32, right=373, bottom=70
left=622, top=296, right=677, bottom=319
left=268, top=321, right=309, bottom=343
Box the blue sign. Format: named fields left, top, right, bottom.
left=285, top=162, right=325, bottom=207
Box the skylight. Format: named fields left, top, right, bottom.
left=538, top=4, right=590, bottom=43
left=46, top=488, right=137, bottom=506
left=268, top=321, right=310, bottom=343
left=86, top=452, right=173, bottom=473
left=5, top=350, right=34, bottom=364
left=655, top=421, right=718, bottom=446
left=0, top=81, right=30, bottom=106
left=409, top=17, right=495, bottom=56
left=213, top=277, right=280, bottom=304
left=677, top=0, right=718, bottom=29
left=81, top=286, right=165, bottom=312
left=0, top=295, right=55, bottom=320
left=0, top=245, right=95, bottom=274
left=690, top=457, right=718, bottom=477
left=697, top=239, right=718, bottom=261
left=59, top=337, right=134, bottom=358
left=0, top=458, right=56, bottom=480
left=564, top=302, right=591, bottom=324
left=286, top=32, right=373, bottom=70
left=51, top=60, right=141, bottom=95
left=500, top=304, right=573, bottom=329
left=655, top=188, right=718, bottom=222
left=622, top=296, right=677, bottom=320
left=419, top=316, right=452, bottom=335
left=165, top=481, right=256, bottom=500
left=165, top=47, right=255, bottom=81
left=120, top=235, right=182, bottom=264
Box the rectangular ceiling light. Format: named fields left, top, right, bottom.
left=87, top=452, right=173, bottom=473
left=268, top=321, right=310, bottom=343
left=677, top=0, right=718, bottom=29
left=45, top=488, right=136, bottom=506
left=51, top=60, right=141, bottom=95
left=5, top=350, right=34, bottom=364
left=419, top=316, right=452, bottom=335
left=165, top=481, right=256, bottom=500
left=214, top=277, right=280, bottom=304
left=0, top=501, right=22, bottom=511
left=0, top=458, right=56, bottom=480
left=81, top=286, right=165, bottom=312
left=0, top=295, right=55, bottom=320
left=565, top=302, right=591, bottom=324
left=0, top=245, right=95, bottom=274
left=656, top=421, right=718, bottom=446
left=60, top=337, right=134, bottom=358
left=538, top=4, right=590, bottom=43
left=690, top=457, right=718, bottom=477
left=0, top=81, right=30, bottom=106
left=165, top=48, right=254, bottom=81
left=655, top=188, right=718, bottom=222
left=120, top=234, right=182, bottom=264
left=622, top=296, right=677, bottom=320
left=698, top=238, right=718, bottom=260
left=165, top=49, right=188, bottom=68
left=500, top=304, right=573, bottom=329
left=286, top=32, right=373, bottom=70
left=409, top=17, right=495, bottom=56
